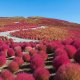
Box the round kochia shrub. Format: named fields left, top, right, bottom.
left=7, top=48, right=15, bottom=57
left=1, top=69, right=14, bottom=80
left=15, top=51, right=23, bottom=57
left=65, top=45, right=77, bottom=58
left=30, top=54, right=45, bottom=70
left=24, top=46, right=32, bottom=52
left=15, top=72, right=35, bottom=80
left=73, top=40, right=80, bottom=49
left=14, top=46, right=22, bottom=52
left=46, top=41, right=64, bottom=54
left=46, top=43, right=54, bottom=54
left=51, top=41, right=64, bottom=50
left=13, top=57, right=24, bottom=66
left=0, top=77, right=3, bottom=80
left=8, top=61, right=19, bottom=72
left=74, top=48, right=80, bottom=63
left=23, top=53, right=31, bottom=62
left=0, top=56, right=6, bottom=67
left=0, top=51, right=6, bottom=57
left=1, top=44, right=9, bottom=57
left=36, top=44, right=46, bottom=51
left=38, top=50, right=48, bottom=60
left=54, top=48, right=68, bottom=58
left=54, top=63, right=80, bottom=80
left=33, top=67, right=50, bottom=80
left=62, top=38, right=74, bottom=45
left=52, top=54, right=70, bottom=70
left=2, top=44, right=9, bottom=51
left=14, top=46, right=23, bottom=57
left=29, top=49, right=37, bottom=56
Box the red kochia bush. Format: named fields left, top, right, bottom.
left=0, top=77, right=3, bottom=80
left=1, top=44, right=9, bottom=51
left=1, top=44, right=9, bottom=56
left=51, top=41, right=64, bottom=50
left=73, top=40, right=80, bottom=49
left=0, top=56, right=6, bottom=67
left=1, top=69, right=14, bottom=80
left=33, top=67, right=50, bottom=80
left=23, top=53, right=31, bottom=62
left=52, top=54, right=70, bottom=70
left=62, top=38, right=74, bottom=45
left=15, top=72, right=35, bottom=80
left=29, top=49, right=37, bottom=56
left=14, top=46, right=22, bottom=52
left=54, top=48, right=68, bottom=58
left=14, top=46, right=22, bottom=56
left=46, top=43, right=54, bottom=54
left=13, top=57, right=24, bottom=66
left=15, top=51, right=23, bottom=57
left=0, top=51, right=6, bottom=57
left=30, top=54, right=45, bottom=70
left=74, top=48, right=80, bottom=63
left=54, top=63, right=80, bottom=80
left=46, top=41, right=64, bottom=54
left=65, top=45, right=77, bottom=58
left=8, top=61, right=19, bottom=72
left=24, top=46, right=32, bottom=52
left=36, top=44, right=46, bottom=51
left=38, top=50, right=48, bottom=60
left=7, top=48, right=15, bottom=57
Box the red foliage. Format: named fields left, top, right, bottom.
left=30, top=54, right=45, bottom=70
left=74, top=48, right=80, bottom=63
left=1, top=69, right=14, bottom=80
left=65, top=45, right=77, bottom=58
left=8, top=61, right=19, bottom=72
left=0, top=56, right=6, bottom=67
left=15, top=72, right=35, bottom=80
left=13, top=57, right=24, bottom=66
left=54, top=48, right=68, bottom=58
left=38, top=50, right=48, bottom=60
left=23, top=53, right=31, bottom=62
left=54, top=63, right=80, bottom=80
left=52, top=54, right=70, bottom=70
left=7, top=48, right=15, bottom=57
left=33, top=67, right=50, bottom=80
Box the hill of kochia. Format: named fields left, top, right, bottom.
left=0, top=16, right=80, bottom=27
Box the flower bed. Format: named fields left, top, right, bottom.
left=0, top=36, right=80, bottom=80
left=10, top=27, right=71, bottom=40
left=0, top=23, right=38, bottom=32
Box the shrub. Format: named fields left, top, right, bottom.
left=23, top=53, right=31, bottom=62
left=0, top=56, right=6, bottom=67
left=15, top=72, right=35, bottom=80
left=74, top=48, right=80, bottom=63
left=1, top=69, right=14, bottom=80
left=73, top=40, right=80, bottom=49
left=29, top=49, right=37, bottom=56
left=36, top=44, right=46, bottom=51
left=30, top=54, right=45, bottom=70
left=8, top=61, right=19, bottom=72
left=52, top=54, right=70, bottom=70
left=65, top=45, right=77, bottom=58
left=7, top=48, right=15, bottom=57
left=13, top=57, right=24, bottom=66
left=33, top=67, right=50, bottom=80
left=54, top=63, right=80, bottom=80
left=38, top=50, right=48, bottom=60
left=54, top=48, right=68, bottom=58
